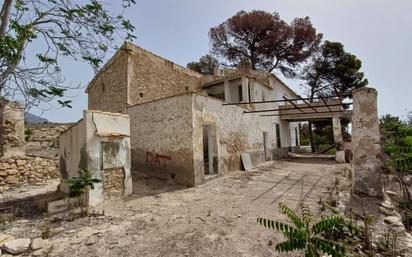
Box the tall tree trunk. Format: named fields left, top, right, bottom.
left=0, top=0, right=13, bottom=35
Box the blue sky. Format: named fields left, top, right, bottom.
left=33, top=0, right=412, bottom=122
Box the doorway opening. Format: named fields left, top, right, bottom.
left=263, top=131, right=269, bottom=161
left=203, top=124, right=218, bottom=175
left=275, top=123, right=281, bottom=148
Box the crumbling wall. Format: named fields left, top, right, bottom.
left=192, top=94, right=278, bottom=184
left=25, top=123, right=72, bottom=158
left=87, top=48, right=129, bottom=114
left=351, top=87, right=383, bottom=197
left=127, top=44, right=203, bottom=106
left=127, top=94, right=195, bottom=186
left=0, top=100, right=25, bottom=157
left=58, top=110, right=132, bottom=206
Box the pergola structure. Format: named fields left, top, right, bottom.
left=226, top=87, right=383, bottom=198
left=223, top=94, right=352, bottom=161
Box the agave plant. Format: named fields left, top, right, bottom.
left=257, top=202, right=346, bottom=257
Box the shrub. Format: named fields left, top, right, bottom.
left=257, top=202, right=346, bottom=257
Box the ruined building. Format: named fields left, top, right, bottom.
left=81, top=42, right=302, bottom=186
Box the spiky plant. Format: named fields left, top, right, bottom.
left=257, top=202, right=346, bottom=257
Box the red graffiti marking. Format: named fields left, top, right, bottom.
left=146, top=151, right=171, bottom=166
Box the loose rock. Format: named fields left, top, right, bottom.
left=1, top=238, right=31, bottom=254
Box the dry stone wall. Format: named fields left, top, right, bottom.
left=103, top=168, right=125, bottom=198
left=87, top=48, right=129, bottom=114
left=0, top=155, right=59, bottom=188
left=127, top=44, right=203, bottom=106
left=26, top=123, right=72, bottom=148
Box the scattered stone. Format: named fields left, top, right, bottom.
left=30, top=238, right=45, bottom=250
left=383, top=216, right=404, bottom=227
left=85, top=235, right=98, bottom=246
left=32, top=248, right=45, bottom=257
left=379, top=207, right=393, bottom=216
left=386, top=190, right=397, bottom=197
left=380, top=200, right=394, bottom=211
left=1, top=238, right=31, bottom=254
left=0, top=234, right=15, bottom=246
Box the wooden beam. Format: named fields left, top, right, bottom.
left=222, top=94, right=352, bottom=106
left=243, top=103, right=352, bottom=114
left=320, top=97, right=332, bottom=112
left=260, top=110, right=348, bottom=117
left=283, top=96, right=305, bottom=113
left=298, top=95, right=319, bottom=113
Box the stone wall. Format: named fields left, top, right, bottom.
left=86, top=43, right=204, bottom=114
left=0, top=155, right=59, bottom=187
left=351, top=87, right=382, bottom=197
left=127, top=43, right=203, bottom=106
left=87, top=47, right=129, bottom=114
left=0, top=100, right=25, bottom=157
left=25, top=123, right=72, bottom=159
left=26, top=123, right=72, bottom=147
left=103, top=168, right=125, bottom=198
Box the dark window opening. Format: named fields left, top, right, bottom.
left=276, top=123, right=281, bottom=148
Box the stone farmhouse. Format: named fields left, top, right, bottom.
left=76, top=42, right=302, bottom=189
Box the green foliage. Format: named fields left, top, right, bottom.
left=381, top=115, right=412, bottom=173
left=209, top=10, right=322, bottom=77
left=24, top=128, right=33, bottom=141
left=257, top=202, right=346, bottom=257
left=63, top=169, right=101, bottom=197
left=301, top=40, right=368, bottom=98
left=0, top=0, right=136, bottom=108
left=187, top=54, right=219, bottom=75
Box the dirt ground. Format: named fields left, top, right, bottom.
left=5, top=157, right=352, bottom=257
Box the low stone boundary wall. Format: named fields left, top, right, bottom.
left=0, top=155, right=59, bottom=187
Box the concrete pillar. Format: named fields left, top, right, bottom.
left=224, top=79, right=231, bottom=102
left=249, top=78, right=255, bottom=102
left=0, top=100, right=25, bottom=157
left=351, top=87, right=382, bottom=197
left=241, top=76, right=249, bottom=103
left=332, top=117, right=345, bottom=163
left=332, top=117, right=343, bottom=148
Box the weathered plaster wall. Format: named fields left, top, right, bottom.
left=87, top=49, right=129, bottom=114
left=59, top=119, right=86, bottom=179
left=127, top=44, right=203, bottom=106
left=192, top=94, right=279, bottom=184
left=59, top=110, right=132, bottom=206
left=127, top=94, right=195, bottom=186
left=0, top=100, right=25, bottom=157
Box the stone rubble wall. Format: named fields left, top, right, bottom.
left=26, top=123, right=72, bottom=148
left=103, top=168, right=125, bottom=198
left=0, top=155, right=59, bottom=187
left=0, top=100, right=25, bottom=157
